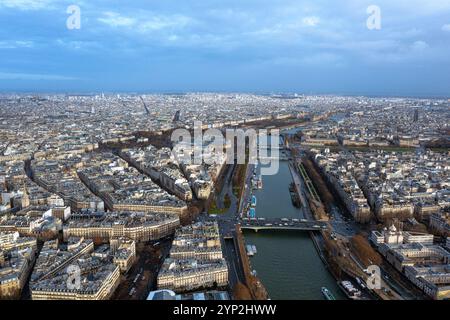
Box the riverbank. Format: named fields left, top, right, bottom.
left=235, top=225, right=269, bottom=300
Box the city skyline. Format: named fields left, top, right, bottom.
left=1, top=93, right=449, bottom=301
left=1, top=0, right=450, bottom=95
left=1, top=0, right=450, bottom=306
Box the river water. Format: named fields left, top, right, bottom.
left=243, top=161, right=345, bottom=300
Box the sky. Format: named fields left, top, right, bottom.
left=0, top=0, right=450, bottom=96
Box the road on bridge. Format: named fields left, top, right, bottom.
left=239, top=217, right=327, bottom=232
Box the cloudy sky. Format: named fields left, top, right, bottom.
left=0, top=0, right=449, bottom=96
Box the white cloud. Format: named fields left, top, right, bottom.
left=411, top=40, right=429, bottom=51
left=302, top=16, right=320, bottom=27
left=0, top=0, right=56, bottom=10
left=386, top=28, right=424, bottom=40
left=442, top=24, right=450, bottom=32
left=244, top=15, right=325, bottom=42
left=344, top=0, right=450, bottom=17
left=393, top=1, right=450, bottom=15
left=98, top=11, right=194, bottom=35
left=98, top=12, right=136, bottom=27
left=138, top=15, right=193, bottom=32
left=0, top=72, right=78, bottom=80
left=55, top=39, right=101, bottom=51
left=0, top=40, right=34, bottom=49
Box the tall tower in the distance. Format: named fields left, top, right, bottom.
left=413, top=109, right=419, bottom=122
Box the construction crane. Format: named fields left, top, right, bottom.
left=139, top=96, right=150, bottom=115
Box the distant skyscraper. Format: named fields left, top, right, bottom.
left=173, top=110, right=181, bottom=122
left=413, top=109, right=419, bottom=122
left=139, top=96, right=150, bottom=115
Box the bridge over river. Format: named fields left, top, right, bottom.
left=239, top=218, right=327, bottom=232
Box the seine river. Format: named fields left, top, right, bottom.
left=243, top=161, right=346, bottom=300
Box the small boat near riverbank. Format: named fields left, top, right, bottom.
left=251, top=195, right=257, bottom=207
left=246, top=244, right=257, bottom=256
left=321, top=287, right=336, bottom=300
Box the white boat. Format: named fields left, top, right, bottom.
left=321, top=287, right=336, bottom=300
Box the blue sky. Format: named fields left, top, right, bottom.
left=0, top=0, right=450, bottom=96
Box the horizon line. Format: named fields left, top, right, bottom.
left=0, top=90, right=449, bottom=100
